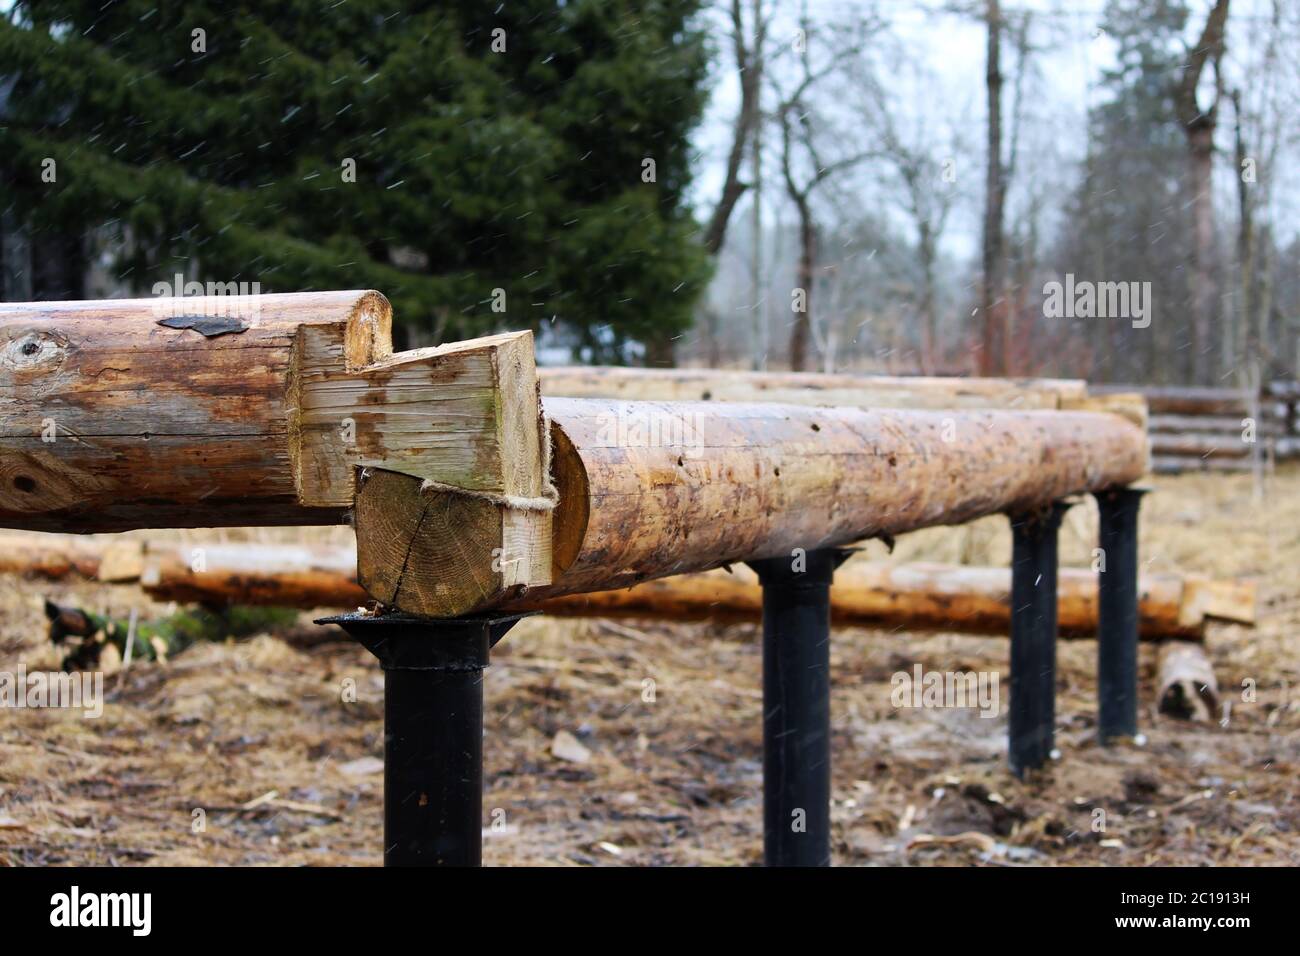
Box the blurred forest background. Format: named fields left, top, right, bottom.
left=1, top=0, right=1297, bottom=386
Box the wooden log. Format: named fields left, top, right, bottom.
left=139, top=541, right=370, bottom=608
left=1150, top=414, right=1281, bottom=436
left=1156, top=641, right=1219, bottom=721
left=353, top=397, right=1149, bottom=616
left=0, top=532, right=107, bottom=579
left=1, top=291, right=379, bottom=530
left=0, top=294, right=550, bottom=540
left=532, top=562, right=1254, bottom=639
left=543, top=367, right=1150, bottom=434
left=4, top=535, right=1254, bottom=639
left=1150, top=455, right=1257, bottom=474
left=45, top=599, right=300, bottom=671
left=1150, top=433, right=1253, bottom=458
left=1094, top=384, right=1249, bottom=417
left=539, top=366, right=1087, bottom=409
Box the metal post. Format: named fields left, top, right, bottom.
left=1094, top=486, right=1146, bottom=744
left=1008, top=503, right=1068, bottom=778
left=317, top=612, right=528, bottom=867
left=747, top=548, right=847, bottom=867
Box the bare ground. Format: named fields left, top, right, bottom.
left=1, top=468, right=1297, bottom=866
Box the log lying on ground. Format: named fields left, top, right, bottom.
left=2, top=536, right=1255, bottom=639
left=0, top=293, right=549, bottom=543
left=44, top=599, right=300, bottom=671
left=8, top=534, right=1255, bottom=640
left=1156, top=641, right=1219, bottom=721
left=532, top=562, right=1255, bottom=639
left=354, top=397, right=1149, bottom=616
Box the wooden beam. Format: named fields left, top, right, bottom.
left=354, top=397, right=1148, bottom=617
left=1094, top=384, right=1250, bottom=417
left=0, top=294, right=549, bottom=540
left=542, top=366, right=1150, bottom=443
left=540, top=366, right=1087, bottom=410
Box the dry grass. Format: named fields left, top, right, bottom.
left=1, top=468, right=1297, bottom=866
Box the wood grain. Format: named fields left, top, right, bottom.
left=0, top=294, right=549, bottom=539
left=533, top=398, right=1149, bottom=603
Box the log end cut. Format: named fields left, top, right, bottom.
left=354, top=467, right=551, bottom=617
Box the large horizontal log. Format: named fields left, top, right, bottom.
left=539, top=366, right=1087, bottom=410
left=0, top=294, right=549, bottom=541
left=2, top=535, right=1254, bottom=639
left=354, top=398, right=1149, bottom=616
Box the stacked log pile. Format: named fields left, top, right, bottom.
left=1096, top=382, right=1300, bottom=474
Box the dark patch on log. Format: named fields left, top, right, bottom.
left=156, top=314, right=249, bottom=337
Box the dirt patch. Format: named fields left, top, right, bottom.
left=1, top=469, right=1297, bottom=865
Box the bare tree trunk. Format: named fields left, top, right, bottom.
left=751, top=102, right=767, bottom=370
left=790, top=198, right=816, bottom=371
left=1175, top=0, right=1230, bottom=385
left=1188, top=122, right=1216, bottom=383
left=918, top=221, right=938, bottom=374
left=705, top=0, right=766, bottom=257
left=0, top=210, right=33, bottom=301
left=980, top=0, right=1006, bottom=376
left=1232, top=90, right=1252, bottom=375
left=643, top=331, right=677, bottom=368
left=31, top=229, right=86, bottom=301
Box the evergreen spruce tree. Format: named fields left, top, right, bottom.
left=0, top=1, right=712, bottom=359
left=1052, top=0, right=1193, bottom=383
